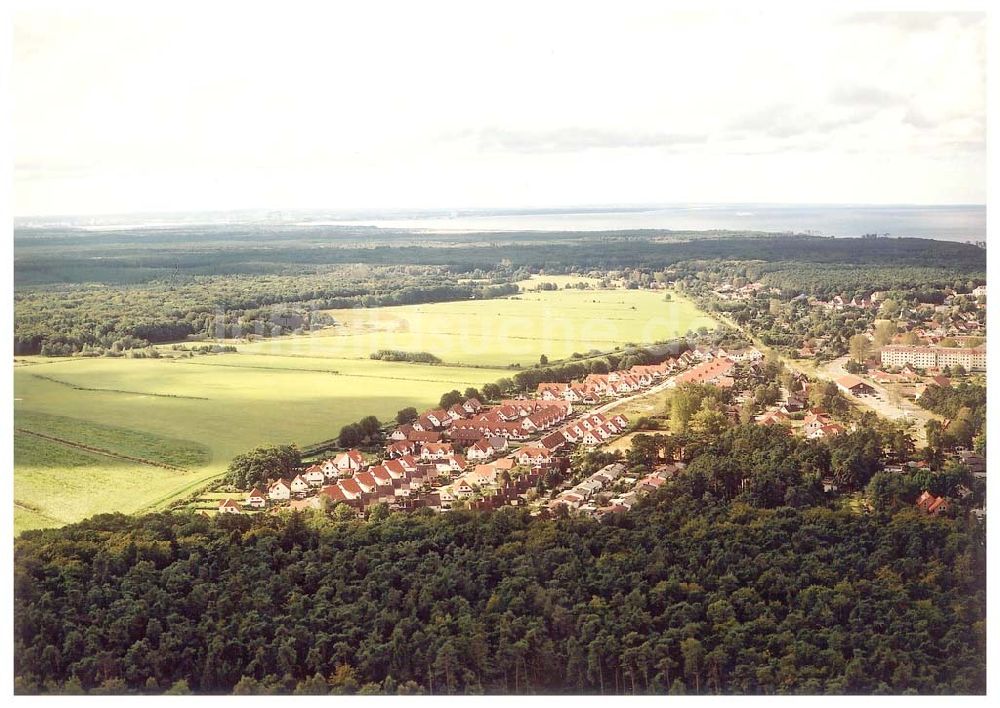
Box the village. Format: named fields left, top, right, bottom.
left=216, top=345, right=769, bottom=518
left=215, top=298, right=986, bottom=523
left=209, top=272, right=988, bottom=523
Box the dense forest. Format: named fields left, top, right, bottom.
left=14, top=227, right=984, bottom=356
left=13, top=267, right=519, bottom=355
left=14, top=421, right=986, bottom=695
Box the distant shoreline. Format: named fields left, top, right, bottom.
left=14, top=203, right=986, bottom=244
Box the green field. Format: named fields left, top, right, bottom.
left=237, top=288, right=716, bottom=367
left=13, top=288, right=716, bottom=534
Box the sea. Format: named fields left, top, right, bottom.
left=301, top=204, right=987, bottom=244
left=17, top=204, right=987, bottom=244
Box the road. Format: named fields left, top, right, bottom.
left=817, top=356, right=939, bottom=442
left=594, top=376, right=676, bottom=417
left=714, top=310, right=939, bottom=444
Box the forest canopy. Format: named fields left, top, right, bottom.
left=14, top=471, right=986, bottom=696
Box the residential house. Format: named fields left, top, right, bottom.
left=916, top=490, right=950, bottom=514
left=333, top=449, right=365, bottom=473
left=537, top=382, right=569, bottom=399
left=539, top=430, right=567, bottom=452
left=421, top=442, right=455, bottom=460
left=452, top=478, right=476, bottom=498
left=807, top=423, right=846, bottom=440
left=353, top=471, right=378, bottom=494
left=390, top=424, right=414, bottom=441
left=408, top=430, right=443, bottom=444
left=337, top=478, right=363, bottom=500
left=386, top=440, right=418, bottom=458
left=246, top=487, right=268, bottom=509
left=268, top=478, right=292, bottom=501
left=303, top=465, right=326, bottom=487
left=515, top=446, right=552, bottom=467
left=289, top=475, right=310, bottom=496
left=318, top=484, right=347, bottom=505
left=467, top=439, right=495, bottom=461
left=218, top=498, right=241, bottom=514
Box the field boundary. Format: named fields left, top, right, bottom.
left=173, top=360, right=492, bottom=386
left=14, top=499, right=64, bottom=525
left=28, top=373, right=210, bottom=400
left=15, top=428, right=190, bottom=472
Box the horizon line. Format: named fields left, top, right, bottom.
left=12, top=201, right=988, bottom=222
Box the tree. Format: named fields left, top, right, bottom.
left=681, top=638, right=705, bottom=693
left=338, top=424, right=363, bottom=448
left=439, top=390, right=463, bottom=409
left=332, top=504, right=358, bottom=521
left=539, top=354, right=549, bottom=366
left=669, top=390, right=698, bottom=434
left=358, top=415, right=382, bottom=440
left=848, top=334, right=871, bottom=365
left=164, top=679, right=191, bottom=695
left=396, top=407, right=418, bottom=425
left=463, top=387, right=481, bottom=402
left=481, top=383, right=501, bottom=401
left=226, top=444, right=302, bottom=489
left=294, top=673, right=330, bottom=695
left=367, top=502, right=390, bottom=524
left=873, top=321, right=897, bottom=347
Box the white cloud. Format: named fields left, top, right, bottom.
left=13, top=2, right=987, bottom=215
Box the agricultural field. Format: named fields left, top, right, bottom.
left=13, top=287, right=716, bottom=534
left=514, top=274, right=604, bottom=289
left=237, top=288, right=716, bottom=367
left=13, top=355, right=506, bottom=534
left=13, top=411, right=216, bottom=532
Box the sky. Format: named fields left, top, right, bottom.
left=12, top=1, right=988, bottom=217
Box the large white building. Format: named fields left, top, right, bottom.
left=880, top=345, right=986, bottom=372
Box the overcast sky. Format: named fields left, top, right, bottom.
left=13, top=2, right=987, bottom=216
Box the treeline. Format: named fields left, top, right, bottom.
left=370, top=350, right=442, bottom=364
left=920, top=383, right=986, bottom=457
left=757, top=263, right=983, bottom=299
left=17, top=228, right=986, bottom=281
left=14, top=268, right=519, bottom=356
left=13, top=465, right=985, bottom=695
left=500, top=344, right=682, bottom=393
left=917, top=383, right=986, bottom=424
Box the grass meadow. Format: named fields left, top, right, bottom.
left=13, top=287, right=715, bottom=533
left=238, top=288, right=716, bottom=366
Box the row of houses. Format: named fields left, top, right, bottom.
left=447, top=399, right=572, bottom=441
left=548, top=461, right=684, bottom=517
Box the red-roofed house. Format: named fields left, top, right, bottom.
left=319, top=485, right=347, bottom=504
left=539, top=430, right=567, bottom=452
left=333, top=449, right=365, bottom=472
left=268, top=478, right=292, bottom=501
left=338, top=478, right=363, bottom=500
left=354, top=471, right=377, bottom=494
left=303, top=465, right=326, bottom=487
left=289, top=475, right=310, bottom=496
left=246, top=487, right=267, bottom=509
left=421, top=442, right=455, bottom=460
left=515, top=446, right=552, bottom=466
left=218, top=498, right=241, bottom=514
left=916, top=490, right=950, bottom=515
left=467, top=439, right=495, bottom=461
left=386, top=440, right=417, bottom=458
